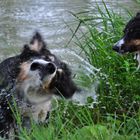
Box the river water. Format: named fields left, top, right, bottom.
left=0, top=0, right=139, bottom=104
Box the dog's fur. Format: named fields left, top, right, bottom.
left=0, top=32, right=77, bottom=139
left=113, top=12, right=140, bottom=68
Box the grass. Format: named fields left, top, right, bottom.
left=17, top=100, right=140, bottom=140
left=4, top=1, right=140, bottom=140
left=72, top=2, right=140, bottom=114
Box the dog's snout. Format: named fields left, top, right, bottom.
left=46, top=63, right=56, bottom=74
left=113, top=45, right=120, bottom=52
left=30, top=59, right=56, bottom=75
left=113, top=38, right=125, bottom=53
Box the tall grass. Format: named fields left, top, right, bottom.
left=7, top=2, right=140, bottom=140
left=68, top=1, right=140, bottom=114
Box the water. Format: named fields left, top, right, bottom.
left=0, top=0, right=139, bottom=50
left=0, top=0, right=139, bottom=104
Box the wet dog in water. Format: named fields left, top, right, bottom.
left=0, top=32, right=77, bottom=139
left=113, top=12, right=140, bottom=68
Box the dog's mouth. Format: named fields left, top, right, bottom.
left=42, top=71, right=57, bottom=90
left=113, top=40, right=130, bottom=54
left=113, top=38, right=140, bottom=69
left=113, top=39, right=138, bottom=54
left=113, top=45, right=127, bottom=54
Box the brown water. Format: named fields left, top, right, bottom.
left=0, top=0, right=139, bottom=104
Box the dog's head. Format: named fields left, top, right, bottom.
left=0, top=32, right=77, bottom=99
left=113, top=13, right=140, bottom=54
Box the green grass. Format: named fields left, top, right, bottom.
left=17, top=100, right=140, bottom=140
left=7, top=1, right=140, bottom=140
left=70, top=1, right=140, bottom=114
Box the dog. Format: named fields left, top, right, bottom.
left=113, top=12, right=140, bottom=68
left=0, top=32, right=77, bottom=139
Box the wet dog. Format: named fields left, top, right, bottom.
left=0, top=32, right=77, bottom=139
left=113, top=12, right=140, bottom=68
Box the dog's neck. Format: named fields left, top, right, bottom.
left=25, top=87, right=53, bottom=105
left=16, top=81, right=53, bottom=105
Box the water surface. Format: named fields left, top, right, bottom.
left=0, top=0, right=139, bottom=104
left=0, top=0, right=139, bottom=51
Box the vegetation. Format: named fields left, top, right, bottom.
left=15, top=1, right=140, bottom=140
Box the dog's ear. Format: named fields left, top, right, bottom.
left=53, top=62, right=77, bottom=98
left=29, top=32, right=47, bottom=52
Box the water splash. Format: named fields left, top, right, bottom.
left=51, top=48, right=99, bottom=73
left=51, top=48, right=99, bottom=105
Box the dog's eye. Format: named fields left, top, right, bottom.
left=30, top=62, right=41, bottom=71
left=124, top=28, right=128, bottom=33
left=130, top=29, right=133, bottom=33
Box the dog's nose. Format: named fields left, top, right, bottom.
left=31, top=61, right=56, bottom=74
left=46, top=63, right=56, bottom=74
left=113, top=45, right=119, bottom=52
left=31, top=62, right=41, bottom=71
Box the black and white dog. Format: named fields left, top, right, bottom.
left=0, top=32, right=77, bottom=139
left=113, top=12, right=140, bottom=68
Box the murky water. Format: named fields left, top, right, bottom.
left=0, top=0, right=139, bottom=51
left=0, top=0, right=139, bottom=104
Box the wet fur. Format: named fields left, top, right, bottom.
left=0, top=32, right=77, bottom=139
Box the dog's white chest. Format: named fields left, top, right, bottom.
left=22, top=89, right=52, bottom=123
left=25, top=88, right=52, bottom=104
